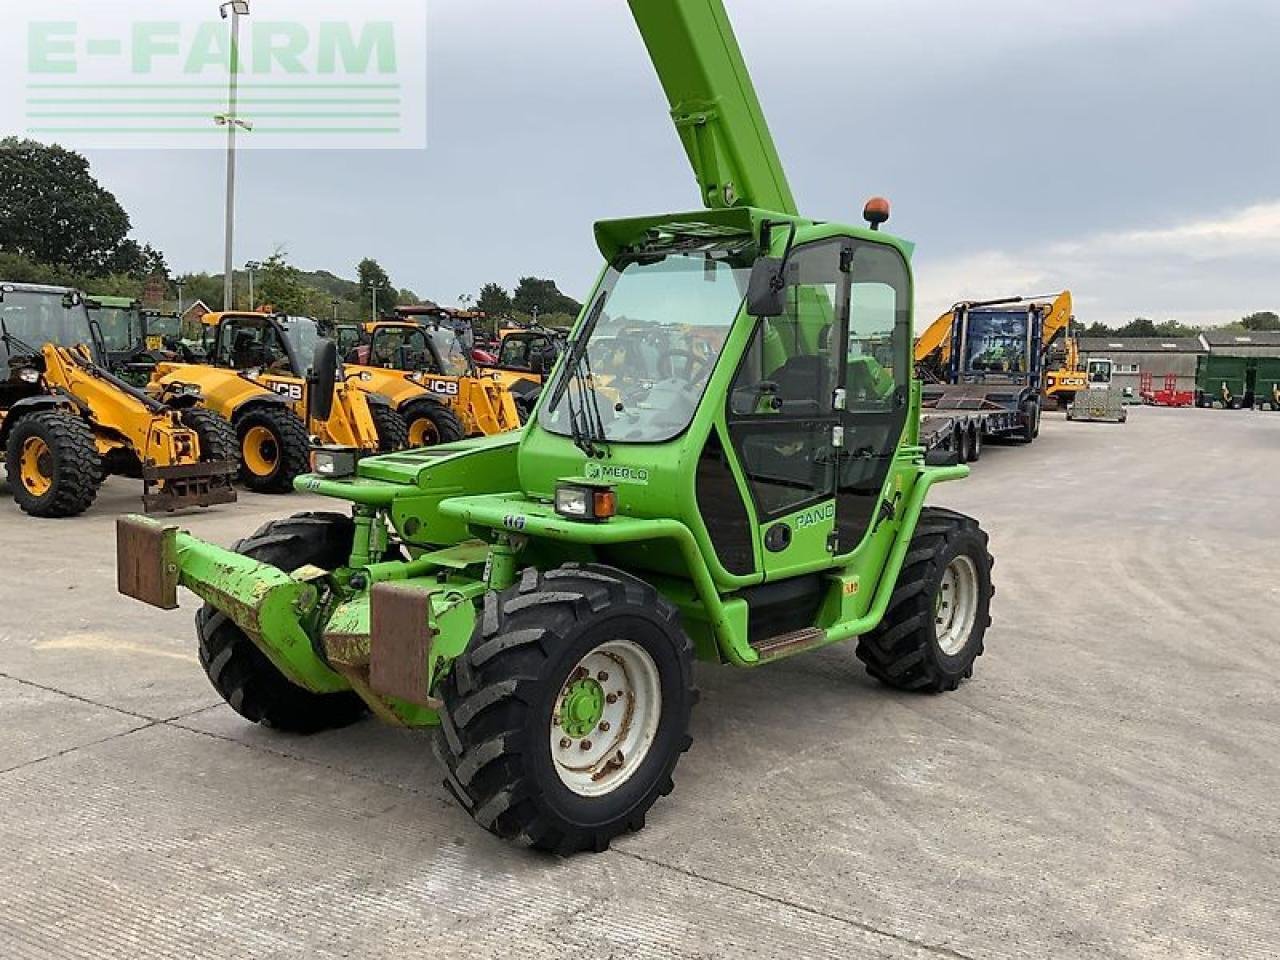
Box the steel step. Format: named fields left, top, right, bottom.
left=750, top=626, right=827, bottom=661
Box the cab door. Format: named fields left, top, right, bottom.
left=722, top=240, right=847, bottom=579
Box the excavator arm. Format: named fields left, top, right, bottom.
left=628, top=0, right=796, bottom=215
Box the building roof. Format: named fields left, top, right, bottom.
left=1078, top=337, right=1205, bottom=353
left=1199, top=330, right=1280, bottom=347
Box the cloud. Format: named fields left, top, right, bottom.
left=915, top=201, right=1280, bottom=329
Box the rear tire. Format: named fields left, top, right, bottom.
left=234, top=404, right=310, bottom=493
left=196, top=512, right=367, bottom=733
left=968, top=425, right=983, bottom=462
left=435, top=564, right=696, bottom=854
left=402, top=398, right=465, bottom=447
left=856, top=507, right=993, bottom=693
left=369, top=402, right=409, bottom=452
left=5, top=410, right=102, bottom=518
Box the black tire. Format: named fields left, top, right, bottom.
left=196, top=512, right=367, bottom=733
left=4, top=410, right=103, bottom=518
left=856, top=507, right=993, bottom=694
left=435, top=563, right=696, bottom=855
left=401, top=398, right=465, bottom=448
left=953, top=427, right=969, bottom=464
left=968, top=424, right=983, bottom=462
left=179, top=407, right=237, bottom=464
left=234, top=404, right=310, bottom=493
left=1019, top=399, right=1039, bottom=443
left=369, top=401, right=409, bottom=452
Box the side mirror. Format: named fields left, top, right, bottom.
left=925, top=447, right=960, bottom=467
left=746, top=258, right=786, bottom=317
left=308, top=339, right=339, bottom=423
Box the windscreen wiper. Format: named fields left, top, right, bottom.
left=550, top=292, right=611, bottom=457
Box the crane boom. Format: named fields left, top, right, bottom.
left=628, top=0, right=797, bottom=215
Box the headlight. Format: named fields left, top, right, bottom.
left=18, top=367, right=40, bottom=384
left=310, top=446, right=358, bottom=479
left=554, top=483, right=616, bottom=522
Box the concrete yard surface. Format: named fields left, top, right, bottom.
left=0, top=407, right=1277, bottom=959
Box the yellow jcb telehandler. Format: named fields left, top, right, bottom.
left=0, top=283, right=237, bottom=518
left=342, top=319, right=522, bottom=442
left=150, top=311, right=407, bottom=492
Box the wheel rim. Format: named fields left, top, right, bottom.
left=408, top=416, right=439, bottom=447
left=242, top=425, right=279, bottom=476
left=935, top=555, right=979, bottom=656
left=550, top=639, right=662, bottom=798
left=19, top=437, right=53, bottom=496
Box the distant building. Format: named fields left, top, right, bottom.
left=1078, top=337, right=1205, bottom=395
left=181, top=299, right=212, bottom=339
left=1198, top=329, right=1280, bottom=357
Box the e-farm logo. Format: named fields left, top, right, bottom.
left=5, top=1, right=426, bottom=150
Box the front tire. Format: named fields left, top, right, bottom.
left=402, top=398, right=465, bottom=447
left=5, top=410, right=102, bottom=518
left=234, top=404, right=310, bottom=493
left=196, top=512, right=367, bottom=733
left=856, top=507, right=993, bottom=693
left=435, top=564, right=696, bottom=854
left=369, top=402, right=409, bottom=452
left=179, top=407, right=237, bottom=464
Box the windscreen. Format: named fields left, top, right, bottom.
left=93, top=306, right=139, bottom=352
left=280, top=316, right=323, bottom=372
left=370, top=326, right=436, bottom=371
left=964, top=310, right=1030, bottom=375
left=0, top=290, right=95, bottom=376
left=541, top=249, right=750, bottom=444
left=427, top=326, right=471, bottom=377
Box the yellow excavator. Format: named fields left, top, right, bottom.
left=1, top=283, right=236, bottom=517
left=916, top=291, right=1082, bottom=408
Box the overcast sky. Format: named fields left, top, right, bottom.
left=77, top=0, right=1279, bottom=328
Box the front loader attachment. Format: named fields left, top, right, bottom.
left=141, top=460, right=238, bottom=513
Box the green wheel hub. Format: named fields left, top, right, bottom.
left=558, top=677, right=605, bottom=739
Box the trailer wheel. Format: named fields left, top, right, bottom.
left=952, top=426, right=968, bottom=463
left=435, top=564, right=696, bottom=854
left=5, top=410, right=103, bottom=518
left=968, top=424, right=983, bottom=462
left=370, top=402, right=409, bottom=452
left=1019, top=399, right=1040, bottom=443
left=235, top=405, right=310, bottom=493
left=856, top=507, right=993, bottom=693
left=196, top=512, right=367, bottom=733
left=402, top=399, right=464, bottom=447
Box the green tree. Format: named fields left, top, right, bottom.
left=477, top=282, right=513, bottom=319
left=1241, top=311, right=1280, bottom=332
left=1114, top=317, right=1158, bottom=338
left=0, top=138, right=154, bottom=276
left=357, top=258, right=393, bottom=320
left=512, top=277, right=581, bottom=320
left=257, top=251, right=321, bottom=317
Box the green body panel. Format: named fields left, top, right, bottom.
left=1196, top=355, right=1250, bottom=402
left=1254, top=357, right=1280, bottom=409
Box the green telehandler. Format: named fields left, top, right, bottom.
left=116, top=0, right=993, bottom=854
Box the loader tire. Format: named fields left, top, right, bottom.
left=435, top=564, right=697, bottom=855
left=196, top=512, right=367, bottom=733
left=856, top=507, right=993, bottom=694
left=402, top=398, right=465, bottom=447
left=179, top=407, right=237, bottom=464
left=370, top=402, right=409, bottom=452
left=5, top=410, right=102, bottom=518
left=235, top=404, right=310, bottom=493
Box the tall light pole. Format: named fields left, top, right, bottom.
left=331, top=299, right=340, bottom=323
left=174, top=278, right=186, bottom=316
left=245, top=259, right=261, bottom=310
left=217, top=1, right=251, bottom=311
left=366, top=282, right=383, bottom=323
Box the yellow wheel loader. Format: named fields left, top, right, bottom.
left=342, top=320, right=521, bottom=442
left=0, top=283, right=236, bottom=518
left=150, top=312, right=408, bottom=492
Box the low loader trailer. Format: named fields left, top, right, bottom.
left=115, top=0, right=995, bottom=854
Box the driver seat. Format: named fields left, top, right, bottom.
left=771, top=354, right=833, bottom=415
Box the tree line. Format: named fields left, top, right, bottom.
left=1083, top=312, right=1280, bottom=339
left=0, top=137, right=582, bottom=334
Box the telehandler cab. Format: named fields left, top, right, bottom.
left=342, top=320, right=521, bottom=443
left=117, top=0, right=993, bottom=854
left=151, top=311, right=409, bottom=492
left=89, top=296, right=188, bottom=386
left=1, top=283, right=236, bottom=517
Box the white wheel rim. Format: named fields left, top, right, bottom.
left=935, top=555, right=979, bottom=657
left=550, top=639, right=662, bottom=798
